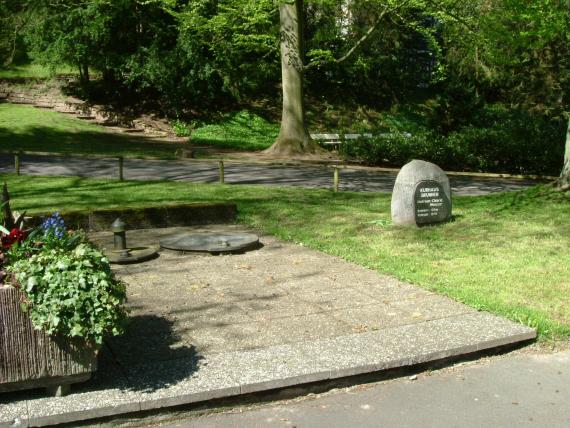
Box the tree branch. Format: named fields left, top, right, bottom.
left=304, top=0, right=411, bottom=70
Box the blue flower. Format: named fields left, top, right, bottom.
left=41, top=212, right=66, bottom=239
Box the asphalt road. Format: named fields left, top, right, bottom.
left=161, top=349, right=570, bottom=428
left=0, top=154, right=541, bottom=196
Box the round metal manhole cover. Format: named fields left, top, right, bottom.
left=159, top=232, right=260, bottom=253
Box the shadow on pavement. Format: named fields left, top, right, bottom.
left=101, top=315, right=203, bottom=393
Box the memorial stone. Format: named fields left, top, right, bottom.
left=391, top=160, right=452, bottom=226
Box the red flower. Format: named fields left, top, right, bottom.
left=1, top=228, right=28, bottom=249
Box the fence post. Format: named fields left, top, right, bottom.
left=333, top=166, right=339, bottom=192
left=219, top=160, right=225, bottom=184
left=14, top=153, right=21, bottom=176
left=118, top=156, right=124, bottom=181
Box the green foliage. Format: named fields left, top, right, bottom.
left=442, top=0, right=570, bottom=116
left=24, top=0, right=180, bottom=93
left=171, top=119, right=192, bottom=137
left=173, top=0, right=279, bottom=103
left=11, top=243, right=127, bottom=344
left=422, top=81, right=484, bottom=134
left=0, top=63, right=78, bottom=79
left=341, top=107, right=566, bottom=175
left=2, top=0, right=568, bottom=174
left=304, top=1, right=442, bottom=104
left=18, top=0, right=279, bottom=109
left=0, top=103, right=186, bottom=158
left=0, top=0, right=33, bottom=66
left=5, top=230, right=38, bottom=263
left=192, top=110, right=278, bottom=151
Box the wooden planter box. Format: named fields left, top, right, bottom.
left=0, top=287, right=98, bottom=396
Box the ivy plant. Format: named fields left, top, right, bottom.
left=10, top=243, right=127, bottom=344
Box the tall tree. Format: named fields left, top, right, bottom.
left=23, top=0, right=180, bottom=88
left=159, top=0, right=445, bottom=156
left=266, top=0, right=461, bottom=156
left=25, top=0, right=110, bottom=83
left=442, top=0, right=570, bottom=187
left=0, top=0, right=35, bottom=66
left=174, top=0, right=278, bottom=103
left=266, top=0, right=319, bottom=156
left=557, top=135, right=570, bottom=187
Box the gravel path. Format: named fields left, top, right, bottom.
left=0, top=154, right=542, bottom=196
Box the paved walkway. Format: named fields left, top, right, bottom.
left=168, top=349, right=570, bottom=428
left=0, top=154, right=541, bottom=196
left=0, top=226, right=535, bottom=427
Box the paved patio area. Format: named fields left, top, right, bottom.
left=0, top=226, right=536, bottom=427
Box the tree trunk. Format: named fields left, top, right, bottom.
left=558, top=117, right=570, bottom=189
left=102, top=68, right=115, bottom=84
left=265, top=0, right=322, bottom=156
left=6, top=27, right=18, bottom=66
left=82, top=63, right=90, bottom=83
left=78, top=63, right=90, bottom=85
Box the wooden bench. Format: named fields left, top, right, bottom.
left=310, top=133, right=373, bottom=150
left=310, top=132, right=411, bottom=150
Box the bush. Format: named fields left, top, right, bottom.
left=340, top=108, right=566, bottom=175
left=11, top=244, right=127, bottom=344
left=171, top=119, right=192, bottom=138
left=340, top=132, right=465, bottom=170
left=5, top=212, right=127, bottom=345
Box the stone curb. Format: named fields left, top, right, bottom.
left=29, top=203, right=238, bottom=232
left=1, top=312, right=536, bottom=428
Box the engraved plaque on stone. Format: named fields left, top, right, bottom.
left=391, top=160, right=452, bottom=227
left=414, top=180, right=451, bottom=225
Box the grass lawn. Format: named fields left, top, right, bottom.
left=191, top=110, right=278, bottom=151
left=0, top=63, right=80, bottom=79
left=2, top=173, right=569, bottom=341
left=0, top=104, right=187, bottom=158
left=0, top=103, right=275, bottom=157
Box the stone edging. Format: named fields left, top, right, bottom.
left=31, top=203, right=238, bottom=232
left=1, top=312, right=536, bottom=427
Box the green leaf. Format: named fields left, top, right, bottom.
left=26, top=277, right=38, bottom=293
left=70, top=324, right=83, bottom=336
left=12, top=239, right=127, bottom=343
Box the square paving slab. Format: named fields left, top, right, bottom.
left=0, top=226, right=536, bottom=427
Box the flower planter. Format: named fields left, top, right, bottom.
left=0, top=287, right=98, bottom=396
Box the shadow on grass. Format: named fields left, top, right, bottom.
left=492, top=183, right=569, bottom=211
left=0, top=125, right=186, bottom=158
left=0, top=174, right=386, bottom=217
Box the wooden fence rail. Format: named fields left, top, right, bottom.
left=0, top=150, right=350, bottom=190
